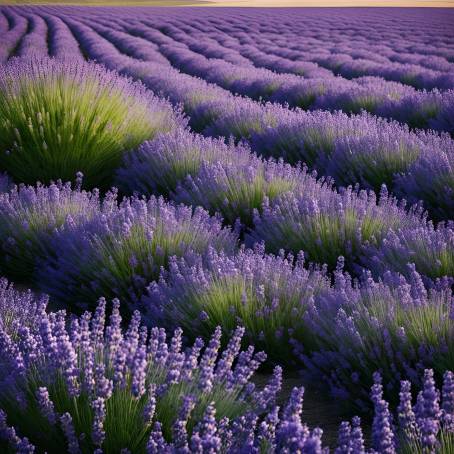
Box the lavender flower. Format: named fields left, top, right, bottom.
left=371, top=372, right=396, bottom=454
left=37, top=194, right=237, bottom=312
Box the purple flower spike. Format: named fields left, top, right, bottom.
left=60, top=412, right=80, bottom=454
left=371, top=373, right=396, bottom=454
left=36, top=387, right=57, bottom=425
left=441, top=371, right=454, bottom=431
left=416, top=369, right=441, bottom=452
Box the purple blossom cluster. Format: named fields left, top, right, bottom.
left=0, top=178, right=101, bottom=281
left=364, top=222, right=454, bottom=285
left=367, top=369, right=454, bottom=453
left=116, top=129, right=251, bottom=197
left=299, top=264, right=453, bottom=406
left=36, top=191, right=237, bottom=312
left=172, top=155, right=312, bottom=227
left=0, top=295, right=323, bottom=453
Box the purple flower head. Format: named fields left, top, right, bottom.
left=371, top=373, right=396, bottom=454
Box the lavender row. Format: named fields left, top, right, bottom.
left=145, top=243, right=453, bottom=402
left=52, top=15, right=454, bottom=221
left=43, top=13, right=84, bottom=60
left=0, top=9, right=28, bottom=64
left=0, top=280, right=452, bottom=452
left=116, top=128, right=454, bottom=282
left=0, top=178, right=236, bottom=307
left=14, top=13, right=49, bottom=59
left=138, top=18, right=454, bottom=134
left=0, top=176, right=452, bottom=394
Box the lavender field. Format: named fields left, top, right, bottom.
left=0, top=5, right=453, bottom=453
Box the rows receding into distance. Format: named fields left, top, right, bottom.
left=3, top=6, right=454, bottom=216
left=0, top=6, right=453, bottom=452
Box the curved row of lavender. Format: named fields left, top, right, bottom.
left=0, top=280, right=452, bottom=453
left=54, top=10, right=454, bottom=137
left=2, top=6, right=449, bottom=221
left=0, top=5, right=453, bottom=453
left=6, top=5, right=454, bottom=135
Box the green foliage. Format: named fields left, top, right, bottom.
left=0, top=58, right=171, bottom=189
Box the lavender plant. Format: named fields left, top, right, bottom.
left=0, top=277, right=48, bottom=336
left=364, top=223, right=454, bottom=286
left=37, top=195, right=238, bottom=313
left=327, top=133, right=422, bottom=193
left=116, top=129, right=252, bottom=198
left=173, top=158, right=308, bottom=228
left=0, top=57, right=182, bottom=189
left=249, top=185, right=423, bottom=272
left=396, top=147, right=454, bottom=222
left=143, top=245, right=332, bottom=363
left=0, top=176, right=103, bottom=282
left=0, top=297, right=322, bottom=453
left=300, top=265, right=454, bottom=408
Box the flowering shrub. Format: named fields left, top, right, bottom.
left=0, top=176, right=102, bottom=281
left=249, top=185, right=423, bottom=272
left=144, top=245, right=332, bottom=363
left=37, top=195, right=237, bottom=313
left=327, top=133, right=422, bottom=193
left=0, top=57, right=183, bottom=189
left=363, top=223, right=454, bottom=286
left=396, top=146, right=454, bottom=222
left=0, top=297, right=323, bottom=453
left=174, top=158, right=309, bottom=228
left=116, top=130, right=250, bottom=197
left=0, top=277, right=47, bottom=335
left=299, top=265, right=454, bottom=408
